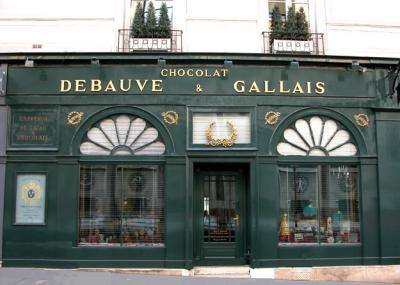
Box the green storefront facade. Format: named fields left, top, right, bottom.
left=1, top=53, right=400, bottom=268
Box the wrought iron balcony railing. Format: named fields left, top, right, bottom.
left=262, top=32, right=324, bottom=55
left=118, top=29, right=183, bottom=53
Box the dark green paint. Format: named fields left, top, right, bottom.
left=1, top=53, right=400, bottom=268
left=7, top=65, right=376, bottom=98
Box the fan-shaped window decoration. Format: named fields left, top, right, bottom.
left=80, top=114, right=166, bottom=155
left=277, top=116, right=357, bottom=156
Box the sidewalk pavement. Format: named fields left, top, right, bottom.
left=0, top=268, right=395, bottom=285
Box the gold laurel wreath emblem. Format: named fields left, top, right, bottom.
left=206, top=121, right=238, bottom=147
left=161, top=111, right=179, bottom=125
left=354, top=114, right=369, bottom=127
left=67, top=111, right=84, bottom=126
left=265, top=111, right=281, bottom=125
left=21, top=182, right=42, bottom=206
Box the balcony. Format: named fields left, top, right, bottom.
left=262, top=32, right=325, bottom=55
left=117, top=29, right=183, bottom=53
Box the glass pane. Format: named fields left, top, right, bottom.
left=279, top=167, right=318, bottom=244
left=79, top=166, right=122, bottom=246
left=279, top=164, right=360, bottom=245
left=320, top=166, right=360, bottom=244
left=293, top=2, right=309, bottom=20
left=79, top=165, right=164, bottom=247
left=269, top=2, right=286, bottom=15
left=204, top=175, right=237, bottom=243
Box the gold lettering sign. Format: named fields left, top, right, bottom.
left=160, top=68, right=228, bottom=78
left=60, top=79, right=164, bottom=93
left=233, top=80, right=325, bottom=95
left=58, top=74, right=326, bottom=96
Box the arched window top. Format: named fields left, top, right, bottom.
left=277, top=116, right=357, bottom=157
left=80, top=114, right=165, bottom=156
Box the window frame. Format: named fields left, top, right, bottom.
left=188, top=107, right=257, bottom=150
left=77, top=161, right=166, bottom=248
left=75, top=110, right=169, bottom=248
left=277, top=161, right=361, bottom=246
left=275, top=113, right=364, bottom=247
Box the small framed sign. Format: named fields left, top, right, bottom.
left=15, top=174, right=46, bottom=225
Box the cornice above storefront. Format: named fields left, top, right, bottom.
left=0, top=52, right=398, bottom=69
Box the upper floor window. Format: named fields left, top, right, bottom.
left=269, top=0, right=310, bottom=20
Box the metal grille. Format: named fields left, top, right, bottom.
left=262, top=32, right=325, bottom=55
left=117, top=29, right=183, bottom=53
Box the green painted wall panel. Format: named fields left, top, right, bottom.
left=376, top=114, right=400, bottom=262
left=253, top=159, right=279, bottom=267
left=165, top=159, right=187, bottom=267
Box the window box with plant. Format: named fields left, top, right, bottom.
left=270, top=5, right=313, bottom=53
left=130, top=2, right=172, bottom=51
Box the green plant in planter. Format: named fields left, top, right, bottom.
left=131, top=1, right=145, bottom=38
left=284, top=6, right=297, bottom=40
left=270, top=5, right=284, bottom=43
left=295, top=7, right=310, bottom=41
left=146, top=1, right=158, bottom=38
left=158, top=2, right=171, bottom=38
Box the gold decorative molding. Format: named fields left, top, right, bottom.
left=161, top=111, right=179, bottom=125
left=67, top=111, right=84, bottom=126
left=354, top=113, right=369, bottom=127
left=265, top=111, right=281, bottom=125
left=206, top=121, right=237, bottom=147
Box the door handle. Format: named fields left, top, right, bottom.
left=233, top=214, right=240, bottom=226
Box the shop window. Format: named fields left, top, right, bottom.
left=78, top=114, right=165, bottom=247
left=277, top=116, right=360, bottom=245
left=80, top=114, right=165, bottom=156
left=79, top=165, right=164, bottom=247
left=279, top=165, right=360, bottom=244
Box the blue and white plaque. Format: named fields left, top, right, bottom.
left=15, top=174, right=46, bottom=224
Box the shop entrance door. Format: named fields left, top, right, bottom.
left=194, top=169, right=247, bottom=265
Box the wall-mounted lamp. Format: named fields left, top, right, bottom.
left=91, top=57, right=100, bottom=66
left=158, top=58, right=166, bottom=66
left=351, top=61, right=367, bottom=72
left=289, top=60, right=299, bottom=69
left=25, top=57, right=34, bottom=67
left=224, top=60, right=233, bottom=68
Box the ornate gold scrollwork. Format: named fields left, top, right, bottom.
left=354, top=113, right=369, bottom=127
left=67, top=111, right=84, bottom=126
left=206, top=121, right=238, bottom=147
left=161, top=111, right=179, bottom=125
left=265, top=111, right=281, bottom=125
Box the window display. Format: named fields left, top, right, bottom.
left=79, top=165, right=164, bottom=247
left=279, top=165, right=360, bottom=244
